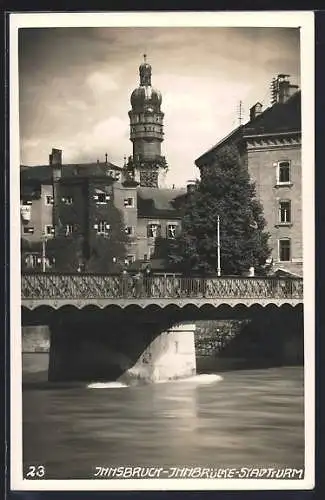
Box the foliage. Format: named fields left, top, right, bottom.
left=168, top=145, right=271, bottom=275
left=47, top=205, right=129, bottom=273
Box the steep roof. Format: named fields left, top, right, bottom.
left=137, top=187, right=186, bottom=217
left=195, top=90, right=301, bottom=166
left=243, top=91, right=301, bottom=137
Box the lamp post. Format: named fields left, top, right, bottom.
left=216, top=215, right=221, bottom=277
left=41, top=234, right=47, bottom=273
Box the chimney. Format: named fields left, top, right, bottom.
left=249, top=102, right=263, bottom=121
left=49, top=148, right=62, bottom=166
left=187, top=180, right=196, bottom=194
left=49, top=148, right=62, bottom=182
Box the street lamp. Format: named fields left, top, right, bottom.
left=216, top=215, right=221, bottom=277
left=41, top=233, right=48, bottom=273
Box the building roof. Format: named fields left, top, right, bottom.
left=195, top=90, right=301, bottom=166
left=137, top=187, right=186, bottom=217
left=243, top=91, right=301, bottom=137
left=20, top=161, right=122, bottom=184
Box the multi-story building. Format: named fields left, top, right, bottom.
left=20, top=57, right=186, bottom=271
left=195, top=75, right=302, bottom=276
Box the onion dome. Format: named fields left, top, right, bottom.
left=130, top=55, right=162, bottom=112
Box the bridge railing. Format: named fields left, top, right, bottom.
left=21, top=273, right=303, bottom=301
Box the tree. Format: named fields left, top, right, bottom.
left=168, top=145, right=271, bottom=275
left=86, top=206, right=129, bottom=273
left=47, top=205, right=129, bottom=273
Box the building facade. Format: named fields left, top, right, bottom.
left=20, top=58, right=185, bottom=272
left=195, top=75, right=302, bottom=276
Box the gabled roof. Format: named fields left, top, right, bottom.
left=195, top=90, right=301, bottom=166
left=137, top=187, right=186, bottom=217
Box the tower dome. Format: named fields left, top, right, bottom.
left=130, top=86, right=162, bottom=112
left=130, top=54, right=162, bottom=112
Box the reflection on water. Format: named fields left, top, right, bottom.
left=23, top=367, right=304, bottom=479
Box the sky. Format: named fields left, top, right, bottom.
left=18, top=26, right=300, bottom=187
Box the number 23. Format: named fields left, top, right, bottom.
left=26, top=465, right=45, bottom=478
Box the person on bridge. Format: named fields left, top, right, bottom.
left=143, top=264, right=152, bottom=297
left=132, top=271, right=143, bottom=298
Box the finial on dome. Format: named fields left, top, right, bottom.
left=139, top=54, right=151, bottom=86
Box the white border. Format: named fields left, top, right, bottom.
left=10, top=11, right=315, bottom=491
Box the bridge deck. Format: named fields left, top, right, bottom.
left=21, top=273, right=303, bottom=310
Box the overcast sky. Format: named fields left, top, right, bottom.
left=18, top=26, right=300, bottom=187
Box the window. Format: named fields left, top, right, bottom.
left=94, top=221, right=110, bottom=235
left=45, top=225, right=54, bottom=236
left=125, top=226, right=134, bottom=236
left=23, top=227, right=34, bottom=234
left=24, top=254, right=38, bottom=268
left=167, top=223, right=178, bottom=239
left=279, top=239, right=291, bottom=262
left=279, top=201, right=291, bottom=224
left=93, top=192, right=110, bottom=204
left=147, top=223, right=161, bottom=238
left=65, top=224, right=74, bottom=236
left=126, top=255, right=135, bottom=265
left=21, top=202, right=32, bottom=222
left=45, top=195, right=54, bottom=205
left=124, top=197, right=134, bottom=208
left=277, top=161, right=291, bottom=185
left=61, top=196, right=73, bottom=205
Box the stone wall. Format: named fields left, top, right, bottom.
left=22, top=325, right=50, bottom=352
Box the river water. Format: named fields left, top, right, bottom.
left=23, top=366, right=304, bottom=480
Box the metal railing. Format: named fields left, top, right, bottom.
left=21, top=273, right=303, bottom=301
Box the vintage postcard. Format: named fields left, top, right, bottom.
left=10, top=11, right=315, bottom=491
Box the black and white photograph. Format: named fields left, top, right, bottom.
left=10, top=11, right=314, bottom=491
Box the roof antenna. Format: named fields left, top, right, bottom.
left=105, top=153, right=108, bottom=164
left=237, top=100, right=243, bottom=126
left=143, top=53, right=147, bottom=63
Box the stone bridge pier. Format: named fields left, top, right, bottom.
left=46, top=313, right=196, bottom=383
